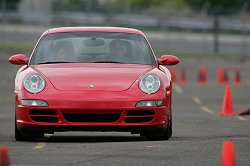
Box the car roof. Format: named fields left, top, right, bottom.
left=42, top=27, right=145, bottom=37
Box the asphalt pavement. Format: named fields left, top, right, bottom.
left=0, top=54, right=249, bottom=165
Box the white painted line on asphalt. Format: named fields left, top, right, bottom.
left=236, top=116, right=248, bottom=121
left=33, top=142, right=46, bottom=150
left=201, top=106, right=215, bottom=114
left=44, top=133, right=54, bottom=137
left=173, top=85, right=183, bottom=94
left=32, top=133, right=54, bottom=150
left=146, top=145, right=171, bottom=148
left=192, top=97, right=201, bottom=105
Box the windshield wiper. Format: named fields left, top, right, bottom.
left=92, top=60, right=124, bottom=64
left=36, top=61, right=74, bottom=65
left=36, top=61, right=124, bottom=65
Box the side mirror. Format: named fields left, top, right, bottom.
left=9, top=54, right=28, bottom=65
left=158, top=55, right=180, bottom=66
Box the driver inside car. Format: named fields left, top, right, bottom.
left=54, top=41, right=76, bottom=62
left=109, top=39, right=132, bottom=62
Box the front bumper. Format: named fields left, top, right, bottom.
left=15, top=88, right=171, bottom=133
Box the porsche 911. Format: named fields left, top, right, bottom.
left=9, top=27, right=179, bottom=141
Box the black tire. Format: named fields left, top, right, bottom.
left=168, top=115, right=172, bottom=138
left=15, top=117, right=43, bottom=141
left=145, top=115, right=172, bottom=141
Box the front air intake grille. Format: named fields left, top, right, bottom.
left=62, top=114, right=121, bottom=122
left=30, top=116, right=58, bottom=123
left=29, top=110, right=58, bottom=123
left=127, top=110, right=154, bottom=116
left=125, top=117, right=154, bottom=123
left=29, top=110, right=57, bottom=115
left=125, top=110, right=155, bottom=123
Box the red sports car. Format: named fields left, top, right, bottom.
left=9, top=27, right=179, bottom=141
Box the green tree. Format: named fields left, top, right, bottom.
left=0, top=0, right=21, bottom=10
left=130, top=0, right=165, bottom=8
left=186, top=0, right=246, bottom=14
left=105, top=0, right=187, bottom=14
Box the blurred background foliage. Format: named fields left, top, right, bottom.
left=46, top=0, right=250, bottom=18
left=0, top=0, right=21, bottom=10
left=50, top=0, right=188, bottom=13
left=186, top=0, right=247, bottom=15
left=1, top=0, right=249, bottom=14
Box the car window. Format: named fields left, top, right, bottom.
left=30, top=32, right=156, bottom=65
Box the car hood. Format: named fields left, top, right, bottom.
left=33, top=63, right=153, bottom=91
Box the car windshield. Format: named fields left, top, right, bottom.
left=30, top=32, right=156, bottom=65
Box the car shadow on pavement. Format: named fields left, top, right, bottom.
left=36, top=135, right=148, bottom=143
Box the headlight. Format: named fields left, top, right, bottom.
left=139, top=74, right=161, bottom=94
left=23, top=73, right=45, bottom=94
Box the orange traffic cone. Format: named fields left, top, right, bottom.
left=217, top=67, right=228, bottom=84
left=220, top=85, right=236, bottom=116
left=197, top=67, right=207, bottom=84
left=221, top=140, right=236, bottom=166
left=180, top=68, right=187, bottom=85
left=169, top=68, right=177, bottom=83
left=233, top=68, right=240, bottom=85
left=0, top=146, right=9, bottom=166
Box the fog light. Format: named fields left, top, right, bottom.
left=21, top=100, right=48, bottom=107
left=136, top=100, right=162, bottom=107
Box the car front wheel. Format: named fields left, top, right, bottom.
left=15, top=117, right=43, bottom=141
left=143, top=115, right=172, bottom=141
